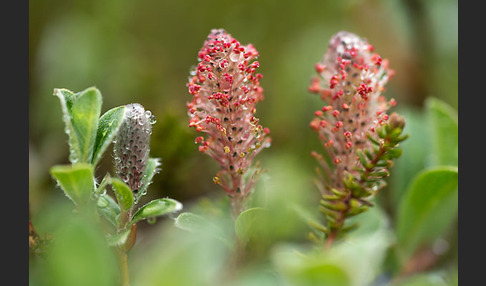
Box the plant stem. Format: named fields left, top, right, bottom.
left=325, top=231, right=337, bottom=249
left=117, top=248, right=130, bottom=286
left=230, top=195, right=246, bottom=220
left=116, top=208, right=132, bottom=286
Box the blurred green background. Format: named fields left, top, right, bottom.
left=29, top=0, right=458, bottom=213
left=29, top=0, right=458, bottom=284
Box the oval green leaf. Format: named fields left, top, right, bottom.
left=134, top=158, right=161, bottom=204
left=106, top=228, right=132, bottom=247
left=53, top=88, right=81, bottom=163
left=175, top=212, right=230, bottom=246
left=97, top=193, right=120, bottom=227
left=426, top=97, right=458, bottom=167
left=234, top=207, right=267, bottom=240
left=50, top=163, right=95, bottom=206
left=174, top=212, right=208, bottom=233
left=130, top=198, right=182, bottom=226
left=92, top=105, right=127, bottom=165
left=70, top=87, right=102, bottom=163
left=396, top=166, right=458, bottom=261
left=110, top=177, right=134, bottom=211
left=54, top=87, right=102, bottom=163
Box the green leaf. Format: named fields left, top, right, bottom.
left=426, top=97, right=458, bottom=167
left=174, top=212, right=209, bottom=233
left=92, top=105, right=127, bottom=165
left=134, top=158, right=161, bottom=204
left=110, top=177, right=134, bottom=211
left=396, top=166, right=458, bottom=261
left=106, top=228, right=132, bottom=247
left=272, top=246, right=352, bottom=286
left=44, top=215, right=118, bottom=286
left=234, top=207, right=267, bottom=240
left=174, top=212, right=230, bottom=246
left=389, top=107, right=429, bottom=206
left=54, top=87, right=102, bottom=163
left=50, top=164, right=95, bottom=206
left=71, top=87, right=102, bottom=163
left=97, top=193, right=120, bottom=227
left=53, top=88, right=80, bottom=163
left=94, top=173, right=111, bottom=197
left=284, top=262, right=351, bottom=286
left=130, top=198, right=182, bottom=226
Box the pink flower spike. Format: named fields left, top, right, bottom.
left=308, top=31, right=407, bottom=240
left=186, top=29, right=271, bottom=217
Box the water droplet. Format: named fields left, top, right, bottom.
left=229, top=52, right=240, bottom=62
left=147, top=217, right=156, bottom=224
left=97, top=197, right=108, bottom=208
left=69, top=152, right=78, bottom=163
left=100, top=188, right=107, bottom=196
left=145, top=110, right=156, bottom=124
left=149, top=116, right=156, bottom=125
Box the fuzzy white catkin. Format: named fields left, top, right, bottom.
left=113, top=103, right=154, bottom=192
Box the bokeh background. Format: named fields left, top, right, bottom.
left=29, top=0, right=458, bottom=284
left=29, top=0, right=458, bottom=213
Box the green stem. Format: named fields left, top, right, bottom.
left=116, top=208, right=132, bottom=285
left=116, top=248, right=130, bottom=286
left=230, top=195, right=246, bottom=220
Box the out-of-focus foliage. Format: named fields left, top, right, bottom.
left=29, top=0, right=458, bottom=285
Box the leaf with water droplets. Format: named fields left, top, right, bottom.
left=97, top=193, right=120, bottom=227
left=71, top=87, right=102, bottom=163
left=106, top=228, right=132, bottom=247
left=53, top=88, right=80, bottom=163
left=92, top=106, right=127, bottom=165
left=50, top=163, right=95, bottom=206
left=110, top=177, right=134, bottom=211
left=129, top=198, right=182, bottom=226
left=134, top=158, right=161, bottom=204
left=54, top=87, right=102, bottom=163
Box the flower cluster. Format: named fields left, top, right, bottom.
left=186, top=29, right=271, bottom=214
left=309, top=31, right=407, bottom=240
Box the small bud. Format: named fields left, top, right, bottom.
left=388, top=112, right=406, bottom=130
